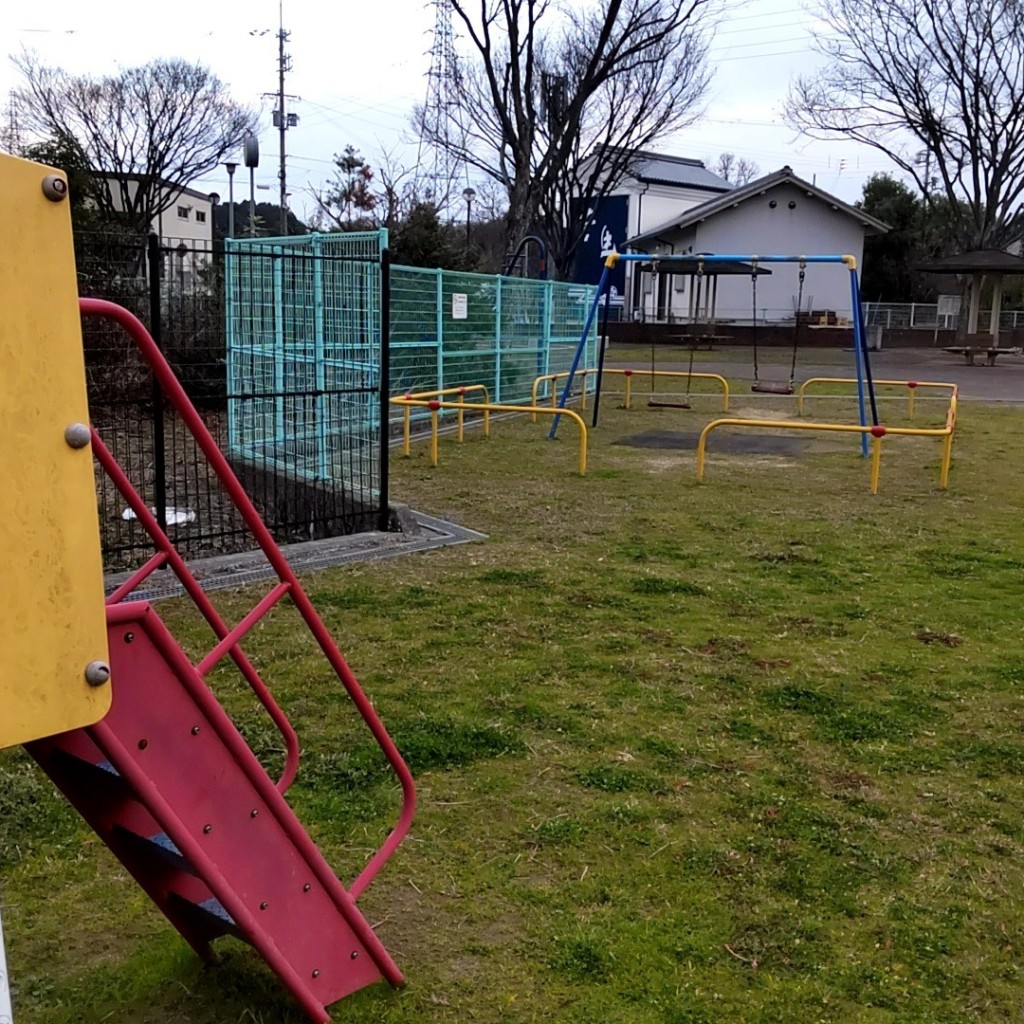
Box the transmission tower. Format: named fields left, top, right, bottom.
left=0, top=93, right=24, bottom=155
left=416, top=0, right=466, bottom=215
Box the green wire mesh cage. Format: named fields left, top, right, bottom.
left=226, top=232, right=599, bottom=491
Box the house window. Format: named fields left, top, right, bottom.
left=195, top=211, right=206, bottom=223
left=177, top=206, right=189, bottom=219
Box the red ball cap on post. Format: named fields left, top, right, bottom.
left=428, top=400, right=441, bottom=411
left=870, top=425, right=887, bottom=438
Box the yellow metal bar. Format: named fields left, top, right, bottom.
left=625, top=373, right=633, bottom=410
left=870, top=434, right=883, bottom=494
left=457, top=404, right=464, bottom=442
left=797, top=377, right=956, bottom=416
left=940, top=432, right=953, bottom=489
left=908, top=389, right=915, bottom=419
left=402, top=404, right=411, bottom=456
left=0, top=152, right=111, bottom=748
left=695, top=417, right=955, bottom=492
left=533, top=368, right=731, bottom=413
left=401, top=384, right=491, bottom=403
left=392, top=397, right=589, bottom=475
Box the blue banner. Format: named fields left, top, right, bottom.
left=573, top=195, right=628, bottom=306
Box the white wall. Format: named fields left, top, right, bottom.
left=156, top=190, right=214, bottom=247
left=613, top=179, right=731, bottom=314
left=640, top=182, right=867, bottom=322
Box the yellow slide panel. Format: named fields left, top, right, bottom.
left=0, top=152, right=110, bottom=748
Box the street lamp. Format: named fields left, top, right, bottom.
left=208, top=192, right=220, bottom=246
left=224, top=161, right=238, bottom=238
left=243, top=137, right=260, bottom=238
left=462, top=187, right=476, bottom=252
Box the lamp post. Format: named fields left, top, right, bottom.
left=462, top=186, right=476, bottom=252
left=243, top=137, right=259, bottom=238
left=208, top=192, right=220, bottom=248
left=224, top=161, right=238, bottom=238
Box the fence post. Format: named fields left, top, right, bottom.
left=542, top=280, right=553, bottom=393
left=312, top=235, right=328, bottom=480
left=378, top=248, right=391, bottom=532
left=435, top=268, right=444, bottom=401
left=224, top=238, right=238, bottom=463
left=910, top=302, right=916, bottom=328
left=495, top=274, right=503, bottom=403
left=146, top=233, right=168, bottom=537
left=273, top=248, right=286, bottom=451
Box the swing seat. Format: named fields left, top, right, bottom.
left=751, top=381, right=794, bottom=395
left=648, top=399, right=692, bottom=410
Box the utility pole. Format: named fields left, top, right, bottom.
left=257, top=3, right=299, bottom=236
left=276, top=3, right=288, bottom=235
left=915, top=149, right=933, bottom=198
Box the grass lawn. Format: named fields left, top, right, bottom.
left=3, top=380, right=1024, bottom=1024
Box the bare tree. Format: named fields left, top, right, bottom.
left=712, top=152, right=759, bottom=186
left=14, top=55, right=258, bottom=234
left=786, top=0, right=1024, bottom=250
left=416, top=0, right=715, bottom=278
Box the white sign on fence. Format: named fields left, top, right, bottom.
left=937, top=294, right=962, bottom=317
left=452, top=293, right=468, bottom=320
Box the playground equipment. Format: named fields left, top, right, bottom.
left=531, top=368, right=730, bottom=418
left=751, top=256, right=805, bottom=394
left=552, top=251, right=880, bottom=459
left=797, top=377, right=956, bottom=418
left=1, top=152, right=414, bottom=1024
left=396, top=385, right=492, bottom=450
left=695, top=386, right=957, bottom=493
left=391, top=391, right=589, bottom=475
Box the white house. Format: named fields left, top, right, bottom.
left=624, top=166, right=889, bottom=323
left=100, top=174, right=216, bottom=288
left=574, top=152, right=732, bottom=305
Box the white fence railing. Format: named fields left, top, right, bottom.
left=862, top=302, right=1024, bottom=331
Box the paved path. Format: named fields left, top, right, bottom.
left=606, top=345, right=1024, bottom=403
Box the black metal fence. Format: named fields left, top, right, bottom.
left=78, top=233, right=388, bottom=571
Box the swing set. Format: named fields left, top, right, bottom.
left=551, top=251, right=879, bottom=460
left=642, top=254, right=774, bottom=408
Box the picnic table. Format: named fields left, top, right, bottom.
left=943, top=346, right=1018, bottom=366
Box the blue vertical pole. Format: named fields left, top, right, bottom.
left=849, top=265, right=869, bottom=456
left=549, top=264, right=610, bottom=439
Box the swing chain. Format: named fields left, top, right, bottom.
left=790, top=259, right=807, bottom=386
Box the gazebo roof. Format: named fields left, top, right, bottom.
left=916, top=249, right=1024, bottom=274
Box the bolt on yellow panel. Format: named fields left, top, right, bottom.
left=0, top=151, right=110, bottom=748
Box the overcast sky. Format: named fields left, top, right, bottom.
left=2, top=0, right=899, bottom=220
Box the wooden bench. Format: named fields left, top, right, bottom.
left=943, top=346, right=1017, bottom=366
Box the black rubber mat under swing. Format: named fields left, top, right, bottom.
left=613, top=429, right=810, bottom=456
